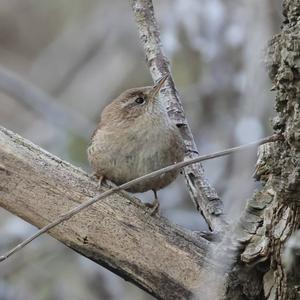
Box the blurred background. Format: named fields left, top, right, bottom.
left=0, top=0, right=282, bottom=299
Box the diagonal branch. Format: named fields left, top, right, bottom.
left=0, top=126, right=220, bottom=299
left=0, top=124, right=281, bottom=299
left=0, top=131, right=277, bottom=262
left=130, top=0, right=225, bottom=231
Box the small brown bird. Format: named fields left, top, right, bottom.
left=87, top=75, right=185, bottom=213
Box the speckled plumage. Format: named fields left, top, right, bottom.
left=87, top=77, right=185, bottom=194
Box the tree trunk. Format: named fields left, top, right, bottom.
left=224, top=0, right=300, bottom=299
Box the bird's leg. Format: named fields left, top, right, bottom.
left=89, top=172, right=98, bottom=180
left=89, top=173, right=105, bottom=190
left=97, top=175, right=105, bottom=190
left=149, top=189, right=160, bottom=215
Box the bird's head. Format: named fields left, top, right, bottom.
left=101, top=75, right=169, bottom=125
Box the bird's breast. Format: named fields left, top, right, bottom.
left=88, top=117, right=185, bottom=192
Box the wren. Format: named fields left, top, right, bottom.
left=87, top=75, right=185, bottom=213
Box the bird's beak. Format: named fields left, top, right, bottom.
left=150, top=74, right=169, bottom=98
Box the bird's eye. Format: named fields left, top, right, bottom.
left=135, top=97, right=145, bottom=104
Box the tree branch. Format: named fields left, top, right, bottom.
left=0, top=66, right=94, bottom=138
left=223, top=1, right=300, bottom=298
left=0, top=130, right=277, bottom=262
left=0, top=125, right=222, bottom=300
left=130, top=0, right=225, bottom=231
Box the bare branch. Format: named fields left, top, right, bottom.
left=0, top=125, right=223, bottom=299
left=0, top=66, right=94, bottom=138
left=0, top=121, right=278, bottom=261
left=130, top=0, right=225, bottom=231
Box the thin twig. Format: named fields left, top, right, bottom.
left=131, top=0, right=224, bottom=231
left=0, top=134, right=278, bottom=262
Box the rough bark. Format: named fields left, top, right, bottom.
left=0, top=126, right=223, bottom=300
left=224, top=0, right=300, bottom=299
left=131, top=0, right=226, bottom=232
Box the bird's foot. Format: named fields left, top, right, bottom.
left=89, top=172, right=98, bottom=180
left=150, top=201, right=160, bottom=215
left=89, top=173, right=105, bottom=190
left=145, top=189, right=160, bottom=215
left=145, top=202, right=160, bottom=215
